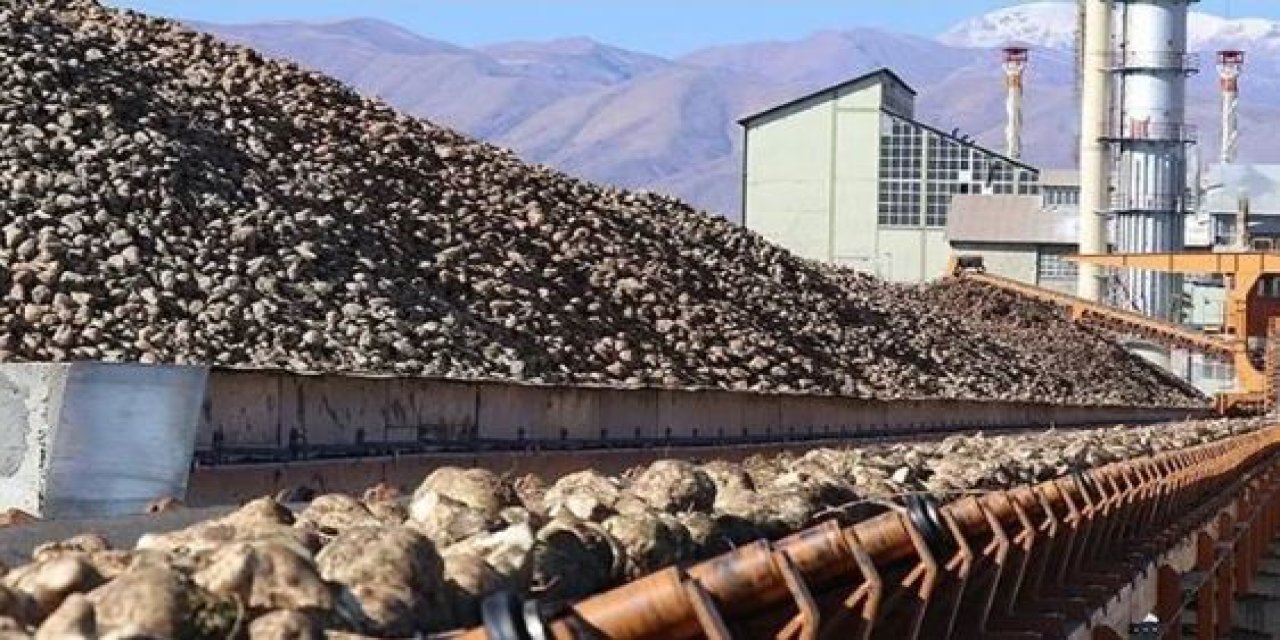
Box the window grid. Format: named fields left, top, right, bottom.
left=1037, top=251, right=1079, bottom=280
left=1196, top=357, right=1233, bottom=381
left=878, top=114, right=1039, bottom=229
left=1043, top=186, right=1081, bottom=207
left=878, top=115, right=923, bottom=226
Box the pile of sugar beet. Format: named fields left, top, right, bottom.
left=0, top=419, right=1258, bottom=638
left=0, top=0, right=1202, bottom=407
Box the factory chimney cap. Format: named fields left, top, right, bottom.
left=1217, top=50, right=1245, bottom=66
left=1002, top=47, right=1030, bottom=63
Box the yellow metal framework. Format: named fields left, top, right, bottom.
left=1070, top=252, right=1280, bottom=335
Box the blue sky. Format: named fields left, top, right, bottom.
left=105, top=1, right=1280, bottom=56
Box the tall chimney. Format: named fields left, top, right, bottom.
left=1002, top=47, right=1029, bottom=160
left=1217, top=50, right=1244, bottom=164
left=1111, top=0, right=1194, bottom=321
left=1077, top=0, right=1113, bottom=302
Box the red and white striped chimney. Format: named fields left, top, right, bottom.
left=1217, top=50, right=1244, bottom=164
left=1002, top=47, right=1029, bottom=160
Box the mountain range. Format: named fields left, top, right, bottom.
left=194, top=2, right=1280, bottom=219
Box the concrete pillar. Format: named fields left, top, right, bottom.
left=0, top=363, right=208, bottom=519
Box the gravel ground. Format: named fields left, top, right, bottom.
left=0, top=418, right=1260, bottom=637
left=0, top=0, right=1202, bottom=408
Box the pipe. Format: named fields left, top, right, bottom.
left=1002, top=47, right=1029, bottom=160
left=1078, top=0, right=1114, bottom=302
left=1238, top=194, right=1251, bottom=251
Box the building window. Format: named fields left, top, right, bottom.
left=971, top=154, right=1030, bottom=197
left=925, top=184, right=949, bottom=227
left=989, top=161, right=1012, bottom=183
left=1037, top=250, right=1079, bottom=281
left=1043, top=186, right=1080, bottom=207
left=1258, top=276, right=1280, bottom=299
left=1213, top=217, right=1237, bottom=246
left=1196, top=357, right=1233, bottom=382
left=878, top=114, right=1038, bottom=229
left=877, top=114, right=923, bottom=226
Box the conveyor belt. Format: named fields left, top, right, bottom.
left=957, top=269, right=1267, bottom=413
left=964, top=271, right=1235, bottom=357
left=457, top=425, right=1280, bottom=640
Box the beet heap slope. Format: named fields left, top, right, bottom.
left=0, top=0, right=1201, bottom=407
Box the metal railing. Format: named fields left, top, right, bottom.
left=1109, top=51, right=1201, bottom=73
left=1109, top=191, right=1192, bottom=213
left=1103, top=120, right=1199, bottom=144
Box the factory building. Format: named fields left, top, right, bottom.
left=740, top=69, right=1039, bottom=283
left=946, top=171, right=1081, bottom=295
left=945, top=165, right=1280, bottom=309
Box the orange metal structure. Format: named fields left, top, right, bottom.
left=1068, top=252, right=1280, bottom=346
left=950, top=253, right=1280, bottom=413
left=460, top=426, right=1280, bottom=639
left=1069, top=252, right=1280, bottom=413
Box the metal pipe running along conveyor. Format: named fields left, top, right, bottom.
left=459, top=426, right=1280, bottom=640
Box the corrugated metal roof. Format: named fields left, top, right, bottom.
left=1039, top=169, right=1080, bottom=187
left=947, top=195, right=1077, bottom=245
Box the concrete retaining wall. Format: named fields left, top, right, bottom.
left=199, top=369, right=1204, bottom=451
left=0, top=364, right=1206, bottom=518
left=187, top=370, right=1205, bottom=505
left=0, top=363, right=207, bottom=518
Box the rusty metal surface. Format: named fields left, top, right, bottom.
left=456, top=426, right=1280, bottom=640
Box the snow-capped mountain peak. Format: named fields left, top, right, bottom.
left=1191, top=14, right=1280, bottom=51
left=938, top=2, right=1078, bottom=49
left=940, top=1, right=1280, bottom=52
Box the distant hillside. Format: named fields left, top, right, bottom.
left=198, top=3, right=1280, bottom=219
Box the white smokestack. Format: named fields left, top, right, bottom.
left=1002, top=47, right=1029, bottom=160
left=1112, top=0, right=1193, bottom=321
left=1077, top=0, right=1113, bottom=302
left=1217, top=50, right=1244, bottom=164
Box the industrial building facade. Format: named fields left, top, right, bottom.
left=741, top=69, right=1039, bottom=283
left=946, top=171, right=1083, bottom=295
